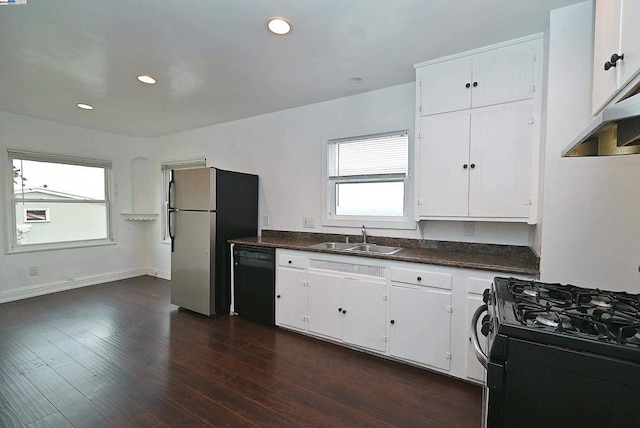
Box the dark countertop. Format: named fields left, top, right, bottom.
left=230, top=230, right=540, bottom=276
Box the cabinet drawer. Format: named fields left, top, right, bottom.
left=390, top=267, right=452, bottom=290
left=278, top=254, right=307, bottom=269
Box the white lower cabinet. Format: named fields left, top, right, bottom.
left=389, top=268, right=453, bottom=371
left=276, top=250, right=387, bottom=352
left=274, top=248, right=532, bottom=383
left=342, top=278, right=386, bottom=352
left=275, top=255, right=308, bottom=331
left=307, top=271, right=343, bottom=340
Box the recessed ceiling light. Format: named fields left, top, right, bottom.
left=266, top=17, right=292, bottom=35
left=77, top=103, right=94, bottom=110
left=137, top=75, right=157, bottom=85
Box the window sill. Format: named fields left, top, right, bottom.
left=322, top=216, right=417, bottom=230
left=7, top=239, right=116, bottom=255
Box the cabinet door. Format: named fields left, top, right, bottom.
left=418, top=57, right=473, bottom=116
left=389, top=285, right=452, bottom=371
left=471, top=46, right=535, bottom=108
left=342, top=278, right=386, bottom=352
left=619, top=0, right=640, bottom=89
left=418, top=113, right=471, bottom=217
left=468, top=103, right=532, bottom=218
left=276, top=267, right=307, bottom=331
left=307, top=271, right=343, bottom=340
left=592, top=0, right=622, bottom=113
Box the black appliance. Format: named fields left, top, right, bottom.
left=471, top=277, right=640, bottom=428
left=233, top=245, right=275, bottom=326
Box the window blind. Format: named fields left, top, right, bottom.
left=161, top=157, right=206, bottom=171
left=8, top=150, right=112, bottom=169
left=328, top=131, right=408, bottom=179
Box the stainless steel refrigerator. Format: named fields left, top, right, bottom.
left=168, top=167, right=258, bottom=316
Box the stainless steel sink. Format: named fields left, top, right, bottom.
left=309, top=241, right=402, bottom=255
left=309, top=242, right=357, bottom=250
left=345, top=244, right=402, bottom=255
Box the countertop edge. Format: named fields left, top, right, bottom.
left=229, top=237, right=540, bottom=277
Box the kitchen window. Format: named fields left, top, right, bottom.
left=160, top=158, right=206, bottom=242
left=8, top=150, right=112, bottom=252
left=324, top=130, right=414, bottom=229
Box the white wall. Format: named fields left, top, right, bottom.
left=540, top=1, right=640, bottom=292
left=147, top=83, right=534, bottom=276
left=0, top=111, right=156, bottom=302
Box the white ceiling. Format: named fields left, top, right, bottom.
left=0, top=0, right=583, bottom=138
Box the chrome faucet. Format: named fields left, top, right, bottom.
left=361, top=225, right=367, bottom=244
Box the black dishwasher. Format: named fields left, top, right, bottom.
left=233, top=245, right=275, bottom=326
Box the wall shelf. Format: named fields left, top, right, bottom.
left=121, top=213, right=159, bottom=221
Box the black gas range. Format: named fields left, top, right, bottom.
left=472, top=277, right=640, bottom=428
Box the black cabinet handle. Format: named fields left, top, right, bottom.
left=277, top=295, right=281, bottom=299
left=470, top=163, right=476, bottom=169
left=463, top=164, right=468, bottom=169
left=338, top=307, right=342, bottom=312
left=390, top=320, right=395, bottom=324
left=342, top=309, right=347, bottom=314
left=481, top=321, right=492, bottom=337
left=417, top=276, right=422, bottom=281
left=473, top=81, right=478, bottom=87
left=288, top=260, right=292, bottom=264
left=482, top=289, right=490, bottom=304
left=605, top=53, right=624, bottom=70
left=465, top=83, right=471, bottom=88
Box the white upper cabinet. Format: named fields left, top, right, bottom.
left=592, top=0, right=640, bottom=114
left=417, top=40, right=536, bottom=116
left=468, top=103, right=533, bottom=218
left=415, top=35, right=542, bottom=224
left=418, top=104, right=533, bottom=219
left=418, top=113, right=471, bottom=217
left=417, top=57, right=474, bottom=115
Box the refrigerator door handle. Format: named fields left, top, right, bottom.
left=168, top=210, right=175, bottom=253
left=168, top=174, right=175, bottom=210
left=168, top=172, right=176, bottom=253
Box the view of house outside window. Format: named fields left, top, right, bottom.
left=11, top=154, right=111, bottom=248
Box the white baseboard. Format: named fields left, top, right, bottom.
left=0, top=268, right=149, bottom=304
left=146, top=268, right=171, bottom=280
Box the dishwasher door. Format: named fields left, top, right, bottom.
left=233, top=245, right=276, bottom=326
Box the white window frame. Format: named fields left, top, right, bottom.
left=6, top=149, right=114, bottom=253
left=160, top=157, right=207, bottom=243
left=321, top=123, right=416, bottom=230
left=24, top=208, right=51, bottom=223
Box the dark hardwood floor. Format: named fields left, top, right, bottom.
left=0, top=276, right=482, bottom=427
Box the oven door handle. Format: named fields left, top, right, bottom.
left=471, top=304, right=489, bottom=369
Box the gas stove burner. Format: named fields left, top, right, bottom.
left=590, top=295, right=613, bottom=309
left=535, top=314, right=559, bottom=327
left=534, top=312, right=571, bottom=329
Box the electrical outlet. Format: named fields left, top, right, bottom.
left=29, top=266, right=39, bottom=276
left=303, top=216, right=316, bottom=228
left=463, top=222, right=474, bottom=236
left=263, top=215, right=270, bottom=227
